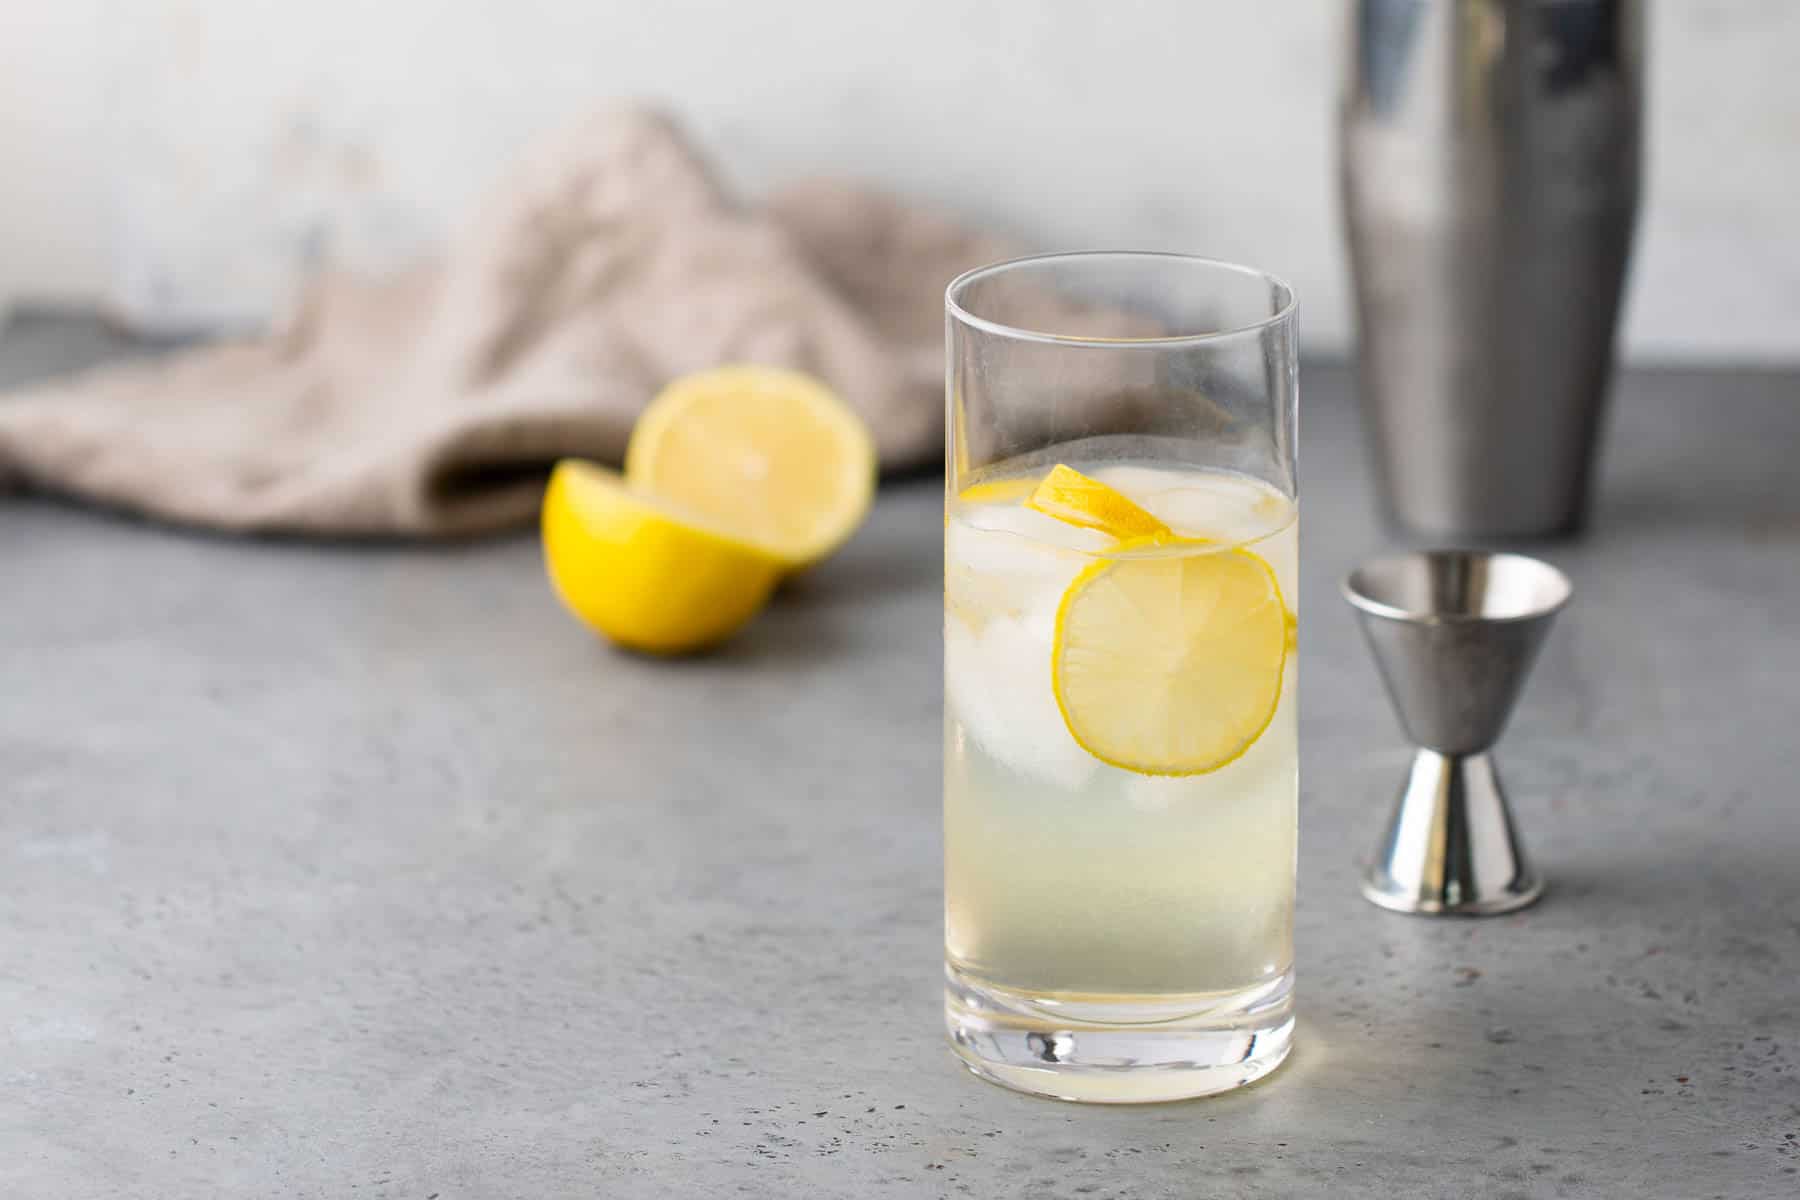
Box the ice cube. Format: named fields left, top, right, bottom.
left=944, top=497, right=1106, bottom=790
left=945, top=511, right=1098, bottom=628
left=946, top=607, right=1099, bottom=792
left=1095, top=463, right=1287, bottom=545
left=961, top=501, right=1114, bottom=554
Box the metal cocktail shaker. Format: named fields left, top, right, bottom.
left=1341, top=0, right=1642, bottom=538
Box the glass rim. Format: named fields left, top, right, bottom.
left=945, top=250, right=1297, bottom=349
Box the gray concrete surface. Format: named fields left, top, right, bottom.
left=4, top=312, right=1798, bottom=1198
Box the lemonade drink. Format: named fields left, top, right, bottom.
left=943, top=249, right=1299, bottom=1101
left=944, top=454, right=1297, bottom=1097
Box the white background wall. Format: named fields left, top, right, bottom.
left=1, top=0, right=1795, bottom=361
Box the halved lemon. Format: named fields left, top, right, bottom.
left=1052, top=538, right=1290, bottom=776
left=542, top=460, right=784, bottom=655
left=625, top=365, right=876, bottom=568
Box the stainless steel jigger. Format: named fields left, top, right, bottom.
left=1343, top=551, right=1573, bottom=916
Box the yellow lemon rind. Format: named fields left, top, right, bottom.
left=542, top=459, right=784, bottom=656
left=956, top=476, right=1038, bottom=506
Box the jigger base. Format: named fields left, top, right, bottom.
left=1361, top=749, right=1543, bottom=917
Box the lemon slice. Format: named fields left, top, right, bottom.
left=1026, top=464, right=1171, bottom=541
left=1052, top=536, right=1290, bottom=775
left=542, top=460, right=784, bottom=655
left=625, top=365, right=876, bottom=567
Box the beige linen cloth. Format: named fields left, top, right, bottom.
left=0, top=107, right=1017, bottom=536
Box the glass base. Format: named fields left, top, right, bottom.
left=944, top=962, right=1294, bottom=1103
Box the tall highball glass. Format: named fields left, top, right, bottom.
left=944, top=252, right=1299, bottom=1102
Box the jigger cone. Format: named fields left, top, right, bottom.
left=1343, top=551, right=1572, bottom=915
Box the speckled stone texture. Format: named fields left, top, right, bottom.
left=4, top=313, right=1798, bottom=1197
